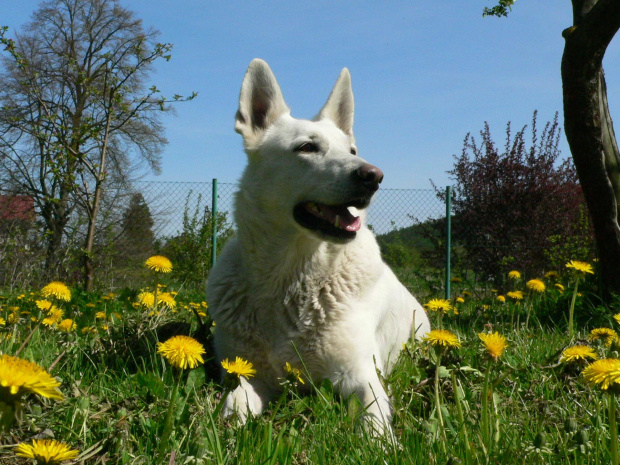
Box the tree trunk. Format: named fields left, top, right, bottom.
left=562, top=0, right=620, bottom=297
left=41, top=198, right=71, bottom=278
left=82, top=95, right=113, bottom=292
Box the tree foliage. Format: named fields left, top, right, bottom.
left=440, top=112, right=592, bottom=281
left=483, top=0, right=620, bottom=297
left=162, top=192, right=234, bottom=291
left=482, top=0, right=516, bottom=18
left=117, top=193, right=155, bottom=260
left=0, top=0, right=195, bottom=287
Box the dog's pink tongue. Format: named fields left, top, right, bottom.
left=306, top=203, right=361, bottom=232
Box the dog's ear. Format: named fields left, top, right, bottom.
left=316, top=68, right=354, bottom=137
left=235, top=59, right=289, bottom=150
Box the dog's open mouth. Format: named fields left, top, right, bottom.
left=293, top=200, right=365, bottom=239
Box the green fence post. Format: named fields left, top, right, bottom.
left=211, top=178, right=218, bottom=268
left=445, top=186, right=452, bottom=301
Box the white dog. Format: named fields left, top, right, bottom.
left=206, top=59, right=430, bottom=436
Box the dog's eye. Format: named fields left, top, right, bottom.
left=350, top=147, right=357, bottom=156
left=297, top=142, right=319, bottom=153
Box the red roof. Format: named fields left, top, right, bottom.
left=0, top=195, right=35, bottom=221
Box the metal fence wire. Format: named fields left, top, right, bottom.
left=0, top=179, right=593, bottom=292
left=134, top=180, right=446, bottom=238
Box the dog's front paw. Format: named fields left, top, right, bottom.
left=220, top=378, right=266, bottom=423
left=360, top=410, right=396, bottom=442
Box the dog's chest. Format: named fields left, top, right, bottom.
left=261, top=258, right=366, bottom=331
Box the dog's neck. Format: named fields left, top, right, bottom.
left=234, top=189, right=351, bottom=287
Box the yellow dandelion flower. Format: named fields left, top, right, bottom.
left=0, top=318, right=5, bottom=326
left=423, top=329, right=461, bottom=349
left=544, top=271, right=560, bottom=280
left=81, top=326, right=96, bottom=335
left=137, top=291, right=155, bottom=308
left=0, top=354, right=62, bottom=400
left=462, top=290, right=472, bottom=297
left=450, top=277, right=463, bottom=283
left=555, top=283, right=565, bottom=292
left=582, top=358, right=620, bottom=390
left=561, top=345, right=598, bottom=363
left=221, top=356, right=257, bottom=378
left=158, top=292, right=177, bottom=309
left=35, top=300, right=54, bottom=311
left=145, top=255, right=173, bottom=273
left=526, top=279, right=546, bottom=293
left=41, top=281, right=71, bottom=302
left=14, top=439, right=78, bottom=463
left=157, top=335, right=206, bottom=370
left=58, top=319, right=77, bottom=333
left=8, top=306, right=19, bottom=312
left=478, top=332, right=508, bottom=360
left=284, top=362, right=305, bottom=384
left=424, top=299, right=454, bottom=314
left=614, top=314, right=620, bottom=326
left=95, top=311, right=107, bottom=320
left=508, top=270, right=521, bottom=280
left=496, top=295, right=506, bottom=303
left=566, top=260, right=594, bottom=276
left=85, top=302, right=96, bottom=308
left=507, top=291, right=524, bottom=301
left=42, top=307, right=64, bottom=327
left=456, top=297, right=465, bottom=304
left=590, top=328, right=619, bottom=347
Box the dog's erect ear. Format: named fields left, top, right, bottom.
left=235, top=59, right=289, bottom=149
left=316, top=68, right=354, bottom=136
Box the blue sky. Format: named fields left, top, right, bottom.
left=4, top=1, right=620, bottom=189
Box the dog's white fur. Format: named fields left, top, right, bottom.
left=207, top=59, right=430, bottom=435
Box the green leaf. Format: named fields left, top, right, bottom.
left=136, top=371, right=166, bottom=398
left=184, top=368, right=205, bottom=392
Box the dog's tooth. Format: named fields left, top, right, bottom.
left=334, top=215, right=340, bottom=228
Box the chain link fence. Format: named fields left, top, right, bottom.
left=134, top=180, right=445, bottom=238
left=0, top=179, right=593, bottom=292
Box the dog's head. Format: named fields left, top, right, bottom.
left=234, top=59, right=383, bottom=243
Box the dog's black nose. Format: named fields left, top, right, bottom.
left=356, top=164, right=384, bottom=192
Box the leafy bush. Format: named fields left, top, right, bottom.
left=436, top=111, right=593, bottom=282
left=162, top=191, right=234, bottom=290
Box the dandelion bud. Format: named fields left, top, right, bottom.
left=564, top=418, right=579, bottom=433
left=575, top=430, right=589, bottom=445
left=534, top=431, right=547, bottom=449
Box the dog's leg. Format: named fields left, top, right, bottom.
left=338, top=368, right=394, bottom=438
left=221, top=376, right=269, bottom=423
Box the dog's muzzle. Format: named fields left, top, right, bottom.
left=293, top=163, right=383, bottom=240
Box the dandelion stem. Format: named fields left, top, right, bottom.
left=15, top=321, right=42, bottom=357
left=610, top=393, right=618, bottom=465
left=158, top=369, right=182, bottom=460
left=568, top=278, right=580, bottom=339
left=451, top=370, right=471, bottom=460
left=481, top=360, right=492, bottom=452
left=434, top=351, right=447, bottom=453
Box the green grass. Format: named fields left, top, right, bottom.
left=0, top=275, right=618, bottom=464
